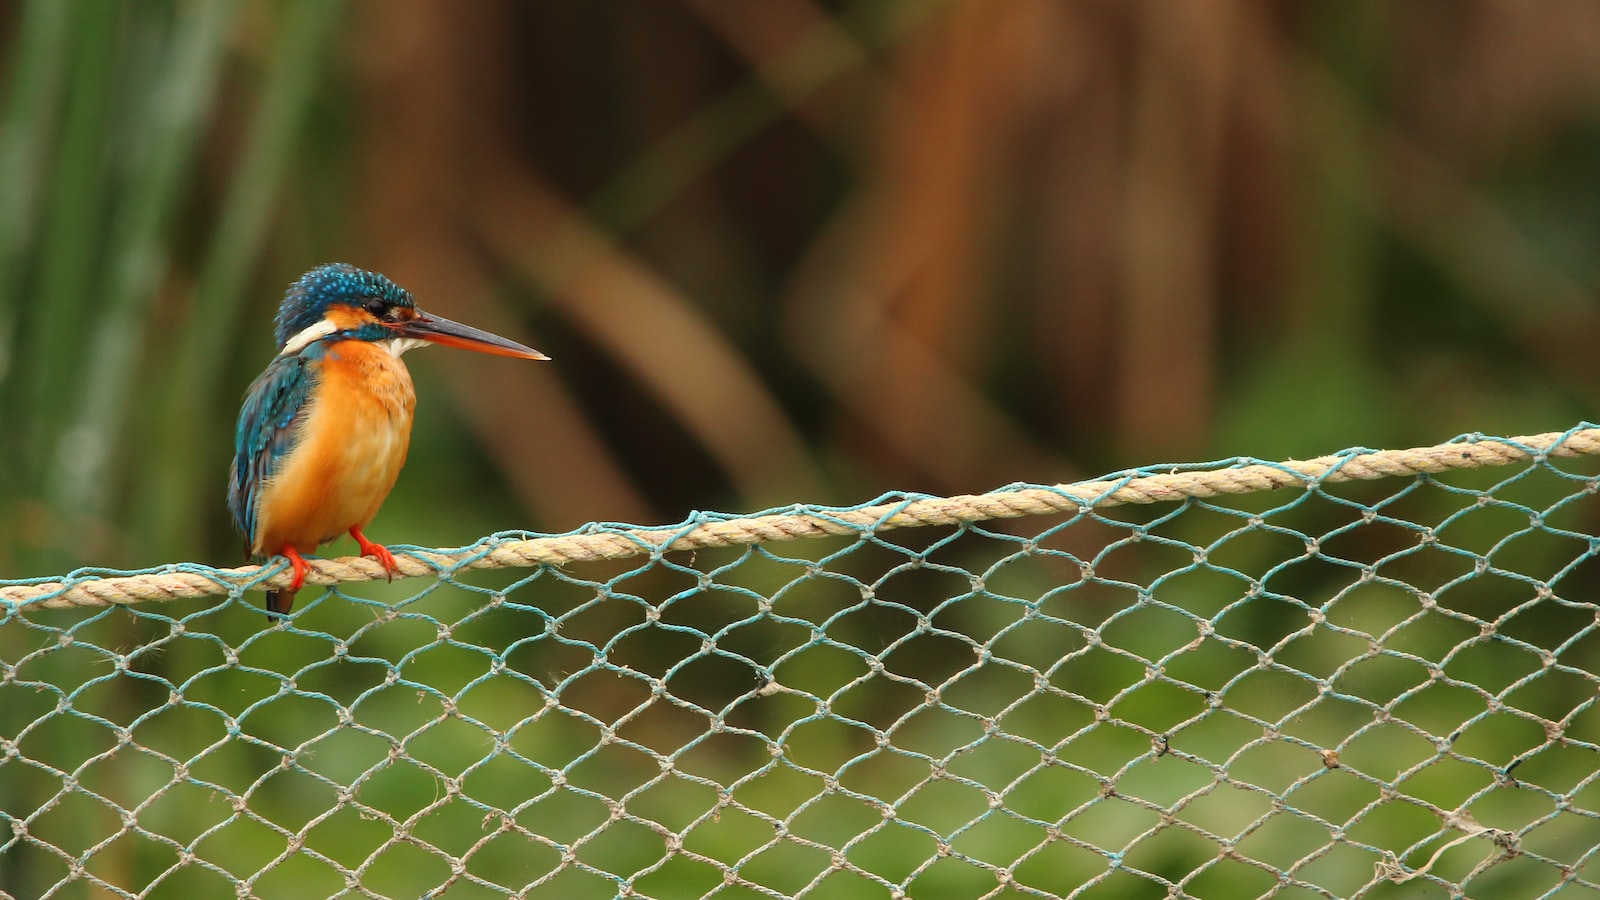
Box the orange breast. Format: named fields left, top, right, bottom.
left=250, top=340, right=417, bottom=556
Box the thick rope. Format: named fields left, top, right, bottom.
left=5, top=427, right=1598, bottom=611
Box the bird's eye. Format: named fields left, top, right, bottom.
left=365, top=298, right=388, bottom=317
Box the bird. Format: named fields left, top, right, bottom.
left=228, top=263, right=547, bottom=617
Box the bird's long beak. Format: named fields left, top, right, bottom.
left=390, top=310, right=548, bottom=360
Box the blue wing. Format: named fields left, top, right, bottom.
left=228, top=353, right=319, bottom=553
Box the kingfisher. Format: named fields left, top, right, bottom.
left=228, top=263, right=547, bottom=617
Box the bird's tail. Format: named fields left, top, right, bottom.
left=265, top=588, right=298, bottom=619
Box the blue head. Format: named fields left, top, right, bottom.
left=275, top=263, right=414, bottom=349
left=270, top=263, right=547, bottom=359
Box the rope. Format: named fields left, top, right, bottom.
left=5, top=427, right=1598, bottom=611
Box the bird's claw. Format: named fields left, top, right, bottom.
left=349, top=527, right=397, bottom=581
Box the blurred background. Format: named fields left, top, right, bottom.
left=7, top=6, right=1600, bottom=897
left=2, top=0, right=1599, bottom=577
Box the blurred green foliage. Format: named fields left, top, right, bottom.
left=2, top=0, right=1598, bottom=576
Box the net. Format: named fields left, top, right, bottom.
left=3, top=428, right=1599, bottom=899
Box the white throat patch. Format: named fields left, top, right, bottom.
left=380, top=337, right=429, bottom=357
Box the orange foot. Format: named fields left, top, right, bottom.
left=278, top=544, right=310, bottom=590
left=265, top=545, right=310, bottom=619
left=349, top=526, right=397, bottom=581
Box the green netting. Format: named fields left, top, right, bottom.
left=4, top=430, right=1600, bottom=899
